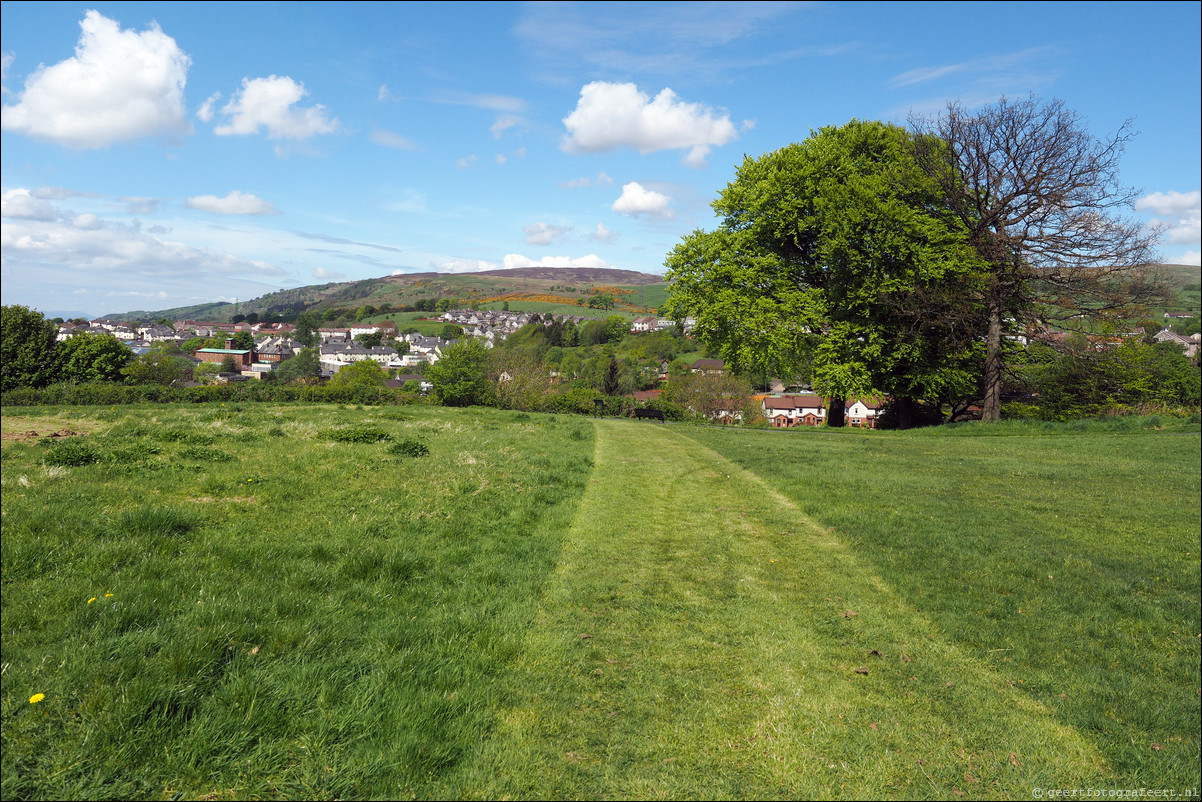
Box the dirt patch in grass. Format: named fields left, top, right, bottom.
left=1, top=415, right=96, bottom=448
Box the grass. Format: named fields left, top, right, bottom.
left=2, top=405, right=1199, bottom=799
left=675, top=421, right=1201, bottom=792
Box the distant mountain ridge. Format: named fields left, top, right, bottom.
left=109, top=267, right=668, bottom=321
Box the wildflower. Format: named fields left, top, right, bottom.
left=29, top=693, right=45, bottom=704
left=104, top=593, right=114, bottom=598
left=87, top=597, right=97, bottom=604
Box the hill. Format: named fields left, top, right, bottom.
left=110, top=267, right=669, bottom=322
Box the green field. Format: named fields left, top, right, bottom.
left=2, top=405, right=1198, bottom=799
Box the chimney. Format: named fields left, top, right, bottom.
left=225, top=338, right=235, bottom=349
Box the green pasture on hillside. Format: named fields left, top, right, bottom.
left=1, top=405, right=1198, bottom=799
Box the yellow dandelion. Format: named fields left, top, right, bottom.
left=29, top=693, right=45, bottom=704
left=104, top=593, right=114, bottom=598
left=87, top=597, right=97, bottom=604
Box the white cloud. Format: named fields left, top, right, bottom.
left=524, top=222, right=571, bottom=246
left=457, top=155, right=478, bottom=169
left=490, top=115, right=521, bottom=138
left=196, top=92, right=221, bottom=122
left=0, top=10, right=190, bottom=148
left=432, top=259, right=499, bottom=274
left=1175, top=250, right=1201, bottom=266
left=560, top=171, right=615, bottom=189
left=1, top=216, right=286, bottom=281
left=431, top=91, right=527, bottom=113
left=501, top=253, right=613, bottom=270
left=592, top=222, right=618, bottom=241
left=186, top=191, right=277, bottom=216
left=495, top=154, right=508, bottom=165
left=561, top=82, right=738, bottom=168
left=378, top=84, right=401, bottom=102
left=1, top=188, right=60, bottom=221
left=889, top=47, right=1055, bottom=88
left=1137, top=190, right=1201, bottom=246
left=611, top=182, right=674, bottom=218
left=313, top=266, right=344, bottom=280
left=214, top=75, right=339, bottom=140
left=370, top=128, right=420, bottom=150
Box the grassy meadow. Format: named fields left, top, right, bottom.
left=1, top=405, right=1198, bottom=800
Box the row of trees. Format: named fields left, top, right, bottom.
left=664, top=96, right=1166, bottom=426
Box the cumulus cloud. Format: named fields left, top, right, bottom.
left=72, top=213, right=102, bottom=230
left=611, top=182, right=674, bottom=218
left=561, top=82, right=738, bottom=167
left=214, top=75, right=339, bottom=140
left=186, top=191, right=277, bottom=215
left=1, top=10, right=190, bottom=148
left=524, top=222, right=571, bottom=246
left=1, top=188, right=60, bottom=221
left=1137, top=190, right=1201, bottom=246
left=370, top=128, right=420, bottom=150
left=500, top=253, right=613, bottom=270
left=457, top=155, right=478, bottom=169
left=592, top=222, right=618, bottom=241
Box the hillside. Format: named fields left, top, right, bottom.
left=110, top=267, right=669, bottom=322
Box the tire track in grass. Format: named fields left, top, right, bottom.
left=450, top=420, right=1110, bottom=799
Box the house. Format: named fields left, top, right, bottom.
left=1153, top=327, right=1200, bottom=358
left=195, top=346, right=254, bottom=368
left=689, top=358, right=726, bottom=374
left=763, top=395, right=827, bottom=427
left=847, top=397, right=885, bottom=429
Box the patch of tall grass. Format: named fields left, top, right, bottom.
left=1, top=404, right=595, bottom=799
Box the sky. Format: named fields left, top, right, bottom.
left=2, top=1, right=1199, bottom=320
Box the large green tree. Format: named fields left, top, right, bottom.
left=2, top=305, right=59, bottom=391
left=55, top=332, right=132, bottom=383
left=122, top=344, right=192, bottom=386
left=426, top=337, right=490, bottom=407
left=664, top=120, right=983, bottom=426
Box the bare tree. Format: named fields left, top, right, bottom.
left=911, top=96, right=1163, bottom=422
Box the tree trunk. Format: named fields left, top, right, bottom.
left=895, top=397, right=914, bottom=430
left=982, top=296, right=1003, bottom=423
left=826, top=397, right=846, bottom=427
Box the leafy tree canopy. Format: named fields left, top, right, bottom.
left=426, top=337, right=490, bottom=407
left=56, top=332, right=132, bottom=384
left=329, top=359, right=387, bottom=388
left=2, top=304, right=59, bottom=391
left=664, top=120, right=984, bottom=422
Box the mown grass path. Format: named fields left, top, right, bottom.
left=450, top=420, right=1111, bottom=800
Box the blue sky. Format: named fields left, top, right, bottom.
left=2, top=1, right=1199, bottom=319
